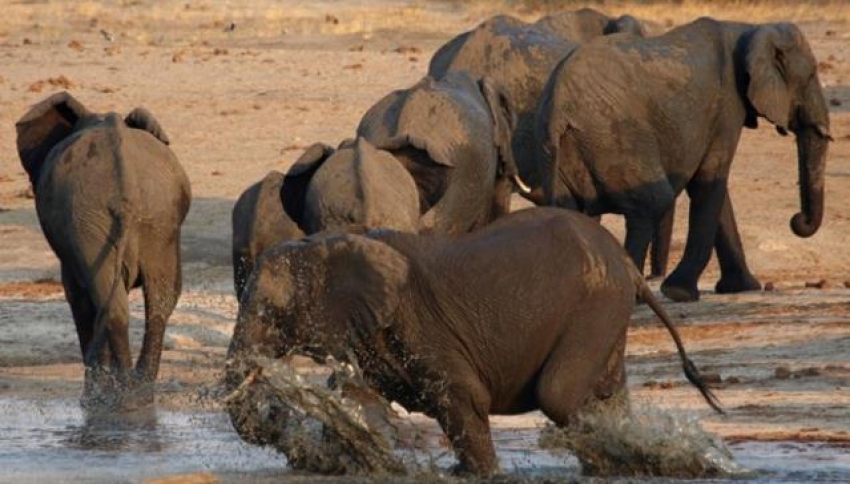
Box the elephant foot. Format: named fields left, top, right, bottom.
left=660, top=277, right=700, bottom=302
left=715, top=272, right=761, bottom=294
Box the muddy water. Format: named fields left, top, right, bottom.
left=1, top=397, right=848, bottom=483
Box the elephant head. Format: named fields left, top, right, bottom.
left=232, top=171, right=305, bottom=303
left=280, top=138, right=421, bottom=235
left=16, top=91, right=170, bottom=189
left=225, top=233, right=409, bottom=386
left=534, top=8, right=646, bottom=42
left=744, top=23, right=831, bottom=238
left=358, top=72, right=518, bottom=233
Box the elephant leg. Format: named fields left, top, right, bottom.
left=624, top=215, right=657, bottom=274
left=535, top=302, right=631, bottom=426
left=714, top=192, right=761, bottom=294
left=649, top=205, right=675, bottom=279
left=83, top=263, right=132, bottom=375
left=61, top=264, right=95, bottom=358
left=136, top=242, right=181, bottom=383
left=434, top=377, right=497, bottom=476
left=661, top=178, right=728, bottom=302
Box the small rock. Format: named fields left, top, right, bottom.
left=826, top=29, right=835, bottom=36
left=100, top=29, right=114, bottom=42
left=794, top=367, right=821, bottom=378
left=211, top=170, right=223, bottom=176
left=775, top=366, right=791, bottom=379
left=172, top=51, right=185, bottom=63
left=222, top=21, right=236, bottom=32
left=343, top=63, right=363, bottom=70
left=325, top=14, right=339, bottom=25
left=725, top=376, right=741, bottom=385
left=68, top=40, right=84, bottom=51
left=213, top=47, right=228, bottom=55
left=831, top=98, right=842, bottom=107
left=22, top=37, right=32, bottom=45
left=348, top=44, right=364, bottom=52
left=805, top=279, right=827, bottom=289
left=764, top=281, right=775, bottom=291
left=844, top=281, right=850, bottom=288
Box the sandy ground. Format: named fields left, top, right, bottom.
left=0, top=0, right=848, bottom=480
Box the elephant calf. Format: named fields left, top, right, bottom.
left=16, top=92, right=191, bottom=408
left=231, top=138, right=419, bottom=302
left=227, top=207, right=720, bottom=475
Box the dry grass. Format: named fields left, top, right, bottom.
left=1, top=0, right=844, bottom=48
left=445, top=0, right=850, bottom=27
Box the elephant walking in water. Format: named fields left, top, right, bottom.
left=16, top=92, right=191, bottom=408
left=535, top=18, right=830, bottom=301
left=227, top=207, right=721, bottom=476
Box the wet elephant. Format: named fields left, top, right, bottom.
left=227, top=207, right=721, bottom=476
left=16, top=92, right=191, bottom=408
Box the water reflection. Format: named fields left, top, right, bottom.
left=62, top=405, right=163, bottom=453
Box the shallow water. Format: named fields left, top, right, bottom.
left=0, top=397, right=848, bottom=483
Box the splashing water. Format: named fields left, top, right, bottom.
left=539, top=399, right=749, bottom=478
left=224, top=355, right=411, bottom=476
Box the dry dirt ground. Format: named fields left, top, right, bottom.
left=0, top=0, right=848, bottom=481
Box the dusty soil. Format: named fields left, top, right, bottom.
left=0, top=0, right=848, bottom=481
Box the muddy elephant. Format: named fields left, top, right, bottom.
left=535, top=18, right=831, bottom=302
left=16, top=92, right=191, bottom=408
left=231, top=138, right=419, bottom=301
left=227, top=207, right=721, bottom=476
left=357, top=72, right=520, bottom=234
left=428, top=8, right=645, bottom=195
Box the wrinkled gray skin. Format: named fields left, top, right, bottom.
left=535, top=18, right=831, bottom=302
left=227, top=207, right=720, bottom=476
left=428, top=8, right=645, bottom=194
left=357, top=72, right=518, bottom=235
left=231, top=138, right=419, bottom=301
left=16, top=92, right=191, bottom=408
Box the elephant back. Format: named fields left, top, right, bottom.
left=358, top=73, right=499, bottom=234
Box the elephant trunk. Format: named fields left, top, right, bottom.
left=790, top=81, right=830, bottom=238
left=790, top=125, right=828, bottom=238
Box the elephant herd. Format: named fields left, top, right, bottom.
left=14, top=7, right=829, bottom=477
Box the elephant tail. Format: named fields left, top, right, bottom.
left=90, top=116, right=135, bottom=357
left=631, top=266, right=724, bottom=415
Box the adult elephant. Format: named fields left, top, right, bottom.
left=16, top=92, right=191, bottom=408
left=231, top=138, right=419, bottom=301
left=535, top=18, right=831, bottom=302
left=357, top=72, right=520, bottom=235
left=226, top=207, right=721, bottom=476
left=428, top=8, right=645, bottom=196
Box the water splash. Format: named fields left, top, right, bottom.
left=539, top=400, right=749, bottom=478
left=224, top=355, right=410, bottom=475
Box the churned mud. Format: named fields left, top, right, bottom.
left=0, top=0, right=849, bottom=482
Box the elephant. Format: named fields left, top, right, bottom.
left=226, top=207, right=721, bottom=476
left=16, top=92, right=191, bottom=408
left=231, top=138, right=420, bottom=302
left=231, top=170, right=304, bottom=303
left=535, top=18, right=831, bottom=302
left=428, top=8, right=645, bottom=195
left=357, top=72, right=519, bottom=235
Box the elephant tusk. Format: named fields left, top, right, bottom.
left=511, top=174, right=532, bottom=194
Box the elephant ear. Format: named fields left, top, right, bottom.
left=478, top=77, right=519, bottom=180
left=125, top=107, right=170, bottom=145
left=322, top=234, right=409, bottom=336
left=281, top=142, right=335, bottom=231
left=16, top=91, right=90, bottom=185
left=745, top=24, right=798, bottom=132
left=359, top=77, right=456, bottom=168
